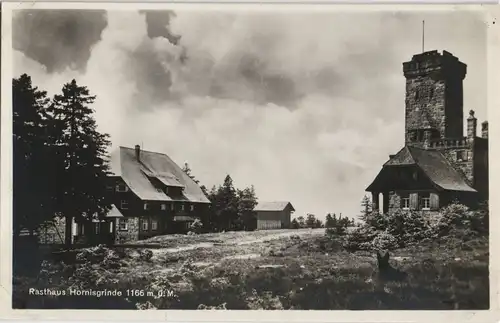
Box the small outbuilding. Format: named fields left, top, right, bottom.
left=254, top=201, right=295, bottom=230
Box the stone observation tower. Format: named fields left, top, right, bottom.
left=366, top=50, right=488, bottom=214
left=403, top=50, right=467, bottom=146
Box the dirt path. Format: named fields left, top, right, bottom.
left=151, top=228, right=324, bottom=255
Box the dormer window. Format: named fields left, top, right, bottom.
left=190, top=205, right=194, bottom=211
left=181, top=204, right=185, bottom=211
left=120, top=200, right=129, bottom=210
left=161, top=204, right=166, bottom=211
left=171, top=203, right=175, bottom=211
left=165, top=187, right=169, bottom=194
left=144, top=202, right=150, bottom=211
left=116, top=184, right=129, bottom=192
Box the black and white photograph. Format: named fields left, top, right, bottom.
left=1, top=2, right=499, bottom=316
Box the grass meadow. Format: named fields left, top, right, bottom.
left=12, top=228, right=489, bottom=310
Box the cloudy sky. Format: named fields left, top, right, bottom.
left=12, top=7, right=488, bottom=220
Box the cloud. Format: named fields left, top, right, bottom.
left=12, top=10, right=108, bottom=73
left=12, top=8, right=487, bottom=219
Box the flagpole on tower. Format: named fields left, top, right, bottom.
left=422, top=20, right=425, bottom=53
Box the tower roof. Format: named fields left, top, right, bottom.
left=366, top=146, right=476, bottom=193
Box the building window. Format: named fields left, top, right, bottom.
left=401, top=193, right=410, bottom=209
left=116, top=184, right=129, bottom=192
left=161, top=204, right=166, bottom=211
left=181, top=204, right=185, bottom=211
left=144, top=202, right=150, bottom=211
left=190, top=205, right=194, bottom=211
left=120, top=200, right=129, bottom=210
left=171, top=203, right=175, bottom=211
left=421, top=193, right=431, bottom=210
left=165, top=187, right=169, bottom=194
left=118, top=218, right=128, bottom=231
left=456, top=151, right=464, bottom=162
left=151, top=219, right=158, bottom=231
left=141, top=219, right=149, bottom=231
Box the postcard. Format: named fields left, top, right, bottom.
left=1, top=2, right=499, bottom=322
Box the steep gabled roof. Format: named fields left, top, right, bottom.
left=109, top=146, right=210, bottom=203
left=254, top=201, right=295, bottom=212
left=367, top=145, right=476, bottom=193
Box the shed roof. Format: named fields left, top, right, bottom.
left=254, top=201, right=295, bottom=212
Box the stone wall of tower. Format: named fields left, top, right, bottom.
left=439, top=145, right=474, bottom=186
left=403, top=50, right=467, bottom=145
left=405, top=76, right=446, bottom=139
left=473, top=137, right=489, bottom=200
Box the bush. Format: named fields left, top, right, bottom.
left=436, top=203, right=488, bottom=237
left=384, top=209, right=434, bottom=245
left=138, top=249, right=153, bottom=262
left=372, top=231, right=398, bottom=251
left=189, top=219, right=203, bottom=234
left=342, top=225, right=377, bottom=251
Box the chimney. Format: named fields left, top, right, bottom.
left=423, top=129, right=432, bottom=148
left=467, top=110, right=477, bottom=139
left=135, top=144, right=141, bottom=161
left=482, top=121, right=488, bottom=139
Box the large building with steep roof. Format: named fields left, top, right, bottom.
left=101, top=145, right=211, bottom=242
left=366, top=50, right=488, bottom=214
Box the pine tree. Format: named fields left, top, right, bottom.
left=237, top=185, right=258, bottom=231
left=182, top=162, right=208, bottom=196
left=296, top=216, right=306, bottom=228
left=325, top=213, right=335, bottom=228
left=46, top=79, right=112, bottom=246
left=208, top=175, right=239, bottom=231
left=12, top=74, right=55, bottom=236
left=360, top=195, right=372, bottom=222
left=305, top=213, right=317, bottom=228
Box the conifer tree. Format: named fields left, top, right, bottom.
left=12, top=74, right=55, bottom=236
left=182, top=162, right=208, bottom=196
left=46, top=79, right=112, bottom=246
left=237, top=185, right=258, bottom=230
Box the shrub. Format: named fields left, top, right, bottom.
left=363, top=210, right=387, bottom=231
left=189, top=219, right=203, bottom=234
left=436, top=203, right=488, bottom=237
left=342, top=225, right=377, bottom=251
left=372, top=231, right=398, bottom=251
left=138, top=249, right=153, bottom=262
left=384, top=209, right=433, bottom=245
